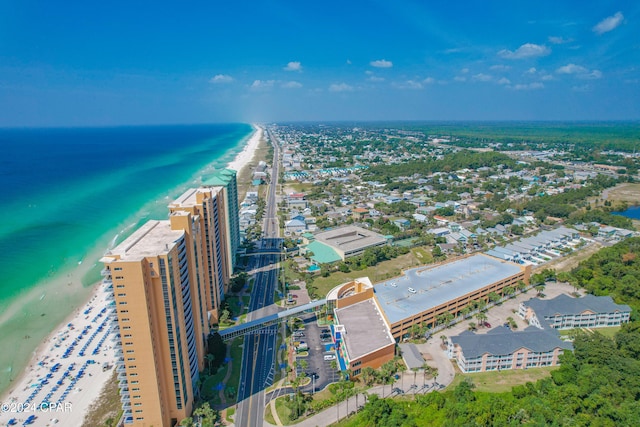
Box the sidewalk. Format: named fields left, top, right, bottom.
left=262, top=370, right=447, bottom=427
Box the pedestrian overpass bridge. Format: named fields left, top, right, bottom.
left=217, top=299, right=327, bottom=342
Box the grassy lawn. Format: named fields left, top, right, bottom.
left=201, top=337, right=244, bottom=406
left=590, top=326, right=621, bottom=338
left=538, top=241, right=603, bottom=274
left=226, top=407, right=235, bottom=424
left=447, top=366, right=558, bottom=393
left=274, top=397, right=293, bottom=425
left=225, top=337, right=244, bottom=404
left=283, top=259, right=305, bottom=284
left=561, top=326, right=621, bottom=338
left=284, top=182, right=315, bottom=193
left=311, top=252, right=422, bottom=297
left=264, top=403, right=277, bottom=425
left=411, top=247, right=434, bottom=264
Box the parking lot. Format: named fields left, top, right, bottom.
left=293, top=314, right=337, bottom=393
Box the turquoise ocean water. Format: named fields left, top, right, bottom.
left=0, top=123, right=253, bottom=393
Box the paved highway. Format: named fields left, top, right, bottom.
left=236, top=127, right=282, bottom=427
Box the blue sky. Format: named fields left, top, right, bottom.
left=1, top=1, right=639, bottom=126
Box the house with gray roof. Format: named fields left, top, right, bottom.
left=519, top=294, right=631, bottom=330
left=448, top=326, right=572, bottom=373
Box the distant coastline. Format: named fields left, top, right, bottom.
left=0, top=124, right=256, bottom=397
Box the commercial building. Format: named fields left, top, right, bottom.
left=311, top=225, right=387, bottom=261
left=374, top=254, right=530, bottom=339
left=326, top=279, right=395, bottom=374
left=448, top=326, right=572, bottom=373
left=333, top=299, right=396, bottom=376
left=101, top=218, right=208, bottom=427
left=204, top=169, right=241, bottom=272
left=169, top=187, right=230, bottom=322
left=519, top=294, right=631, bottom=330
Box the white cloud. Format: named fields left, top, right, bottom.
left=472, top=73, right=492, bottom=82
left=593, top=12, right=624, bottom=35
left=250, top=79, right=275, bottom=90
left=329, top=83, right=354, bottom=92
left=498, top=43, right=551, bottom=59
left=423, top=77, right=435, bottom=84
left=557, top=63, right=587, bottom=74
left=526, top=67, right=553, bottom=81
left=460, top=68, right=469, bottom=74
left=367, top=76, right=385, bottom=82
left=548, top=36, right=572, bottom=44
left=393, top=80, right=423, bottom=90
left=497, top=77, right=511, bottom=85
left=281, top=81, right=302, bottom=89
left=454, top=76, right=467, bottom=82
left=284, top=61, right=302, bottom=72
left=370, top=59, right=393, bottom=68
left=511, top=82, right=545, bottom=90
left=556, top=64, right=602, bottom=79
left=586, top=70, right=603, bottom=79
left=572, top=84, right=591, bottom=92
left=346, top=59, right=352, bottom=65
left=210, top=74, right=234, bottom=84
left=490, top=64, right=511, bottom=71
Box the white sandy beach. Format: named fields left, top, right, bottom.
left=0, top=279, right=118, bottom=427
left=0, top=124, right=263, bottom=427
left=227, top=124, right=263, bottom=173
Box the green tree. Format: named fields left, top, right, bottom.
left=193, top=402, right=218, bottom=427
left=503, top=286, right=516, bottom=299
left=219, top=308, right=231, bottom=324
left=488, top=291, right=501, bottom=303
left=476, top=312, right=488, bottom=325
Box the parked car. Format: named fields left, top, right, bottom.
left=324, top=354, right=336, bottom=361
left=483, top=322, right=492, bottom=328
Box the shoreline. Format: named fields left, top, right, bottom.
left=0, top=124, right=262, bottom=426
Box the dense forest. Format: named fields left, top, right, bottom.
left=340, top=238, right=640, bottom=427
left=365, top=151, right=519, bottom=180
left=395, top=121, right=640, bottom=153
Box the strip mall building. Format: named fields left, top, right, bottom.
left=326, top=253, right=531, bottom=375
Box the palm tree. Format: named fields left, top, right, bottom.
left=516, top=280, right=527, bottom=293
left=468, top=322, right=477, bottom=331
left=290, top=375, right=303, bottom=419
left=476, top=311, right=488, bottom=326
left=397, top=363, right=407, bottom=391
left=460, top=305, right=472, bottom=319
left=534, top=283, right=546, bottom=296
left=488, top=291, right=500, bottom=304
left=206, top=353, right=214, bottom=375
left=344, top=379, right=351, bottom=418
left=475, top=299, right=487, bottom=312
left=503, top=286, right=515, bottom=299
left=412, top=367, right=419, bottom=385
left=422, top=363, right=438, bottom=387
left=330, top=360, right=337, bottom=383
